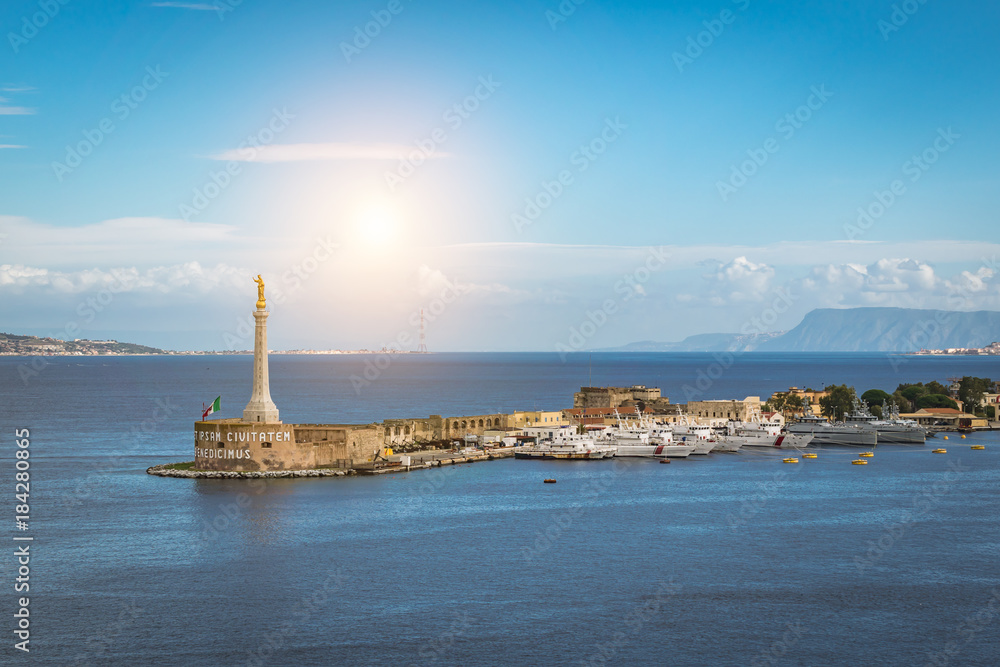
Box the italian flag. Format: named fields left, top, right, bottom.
left=202, top=396, right=221, bottom=420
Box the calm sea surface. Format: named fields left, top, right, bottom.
left=2, top=353, right=999, bottom=666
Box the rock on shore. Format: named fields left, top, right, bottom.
left=145, top=463, right=352, bottom=479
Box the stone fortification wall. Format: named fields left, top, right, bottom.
left=382, top=413, right=508, bottom=447
left=686, top=397, right=762, bottom=422
left=573, top=386, right=664, bottom=409
left=195, top=420, right=384, bottom=472
left=195, top=420, right=300, bottom=472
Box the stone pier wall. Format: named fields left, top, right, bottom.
left=195, top=419, right=384, bottom=472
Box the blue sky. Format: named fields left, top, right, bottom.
left=1, top=0, right=998, bottom=350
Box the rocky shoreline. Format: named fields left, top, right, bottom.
left=145, top=463, right=353, bottom=479
left=146, top=448, right=513, bottom=479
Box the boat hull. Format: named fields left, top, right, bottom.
left=873, top=426, right=926, bottom=444
left=514, top=451, right=612, bottom=460
left=785, top=424, right=877, bottom=446
left=651, top=444, right=696, bottom=458
left=614, top=443, right=694, bottom=458
left=734, top=433, right=814, bottom=449
left=673, top=437, right=715, bottom=455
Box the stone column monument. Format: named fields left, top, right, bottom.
left=243, top=274, right=281, bottom=423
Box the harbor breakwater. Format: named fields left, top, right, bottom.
left=147, top=447, right=515, bottom=479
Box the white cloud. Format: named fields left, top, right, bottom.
left=0, top=106, right=35, bottom=115
left=0, top=216, right=259, bottom=268
left=793, top=258, right=1000, bottom=310
left=0, top=262, right=246, bottom=295
left=209, top=142, right=452, bottom=163
left=698, top=255, right=775, bottom=303
left=415, top=264, right=520, bottom=301
left=0, top=144, right=26, bottom=149
left=446, top=240, right=1000, bottom=270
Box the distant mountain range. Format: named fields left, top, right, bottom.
left=606, top=332, right=783, bottom=352
left=602, top=308, right=1000, bottom=353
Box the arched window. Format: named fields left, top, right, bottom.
left=479, top=419, right=484, bottom=427
left=461, top=420, right=467, bottom=428
left=404, top=426, right=410, bottom=435
left=452, top=422, right=458, bottom=430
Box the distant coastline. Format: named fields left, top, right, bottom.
left=0, top=332, right=431, bottom=356
left=3, top=329, right=999, bottom=357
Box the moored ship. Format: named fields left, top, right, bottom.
left=844, top=398, right=927, bottom=444
left=785, top=402, right=877, bottom=446
left=514, top=435, right=615, bottom=460
left=722, top=431, right=814, bottom=450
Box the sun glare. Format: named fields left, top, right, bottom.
left=355, top=203, right=398, bottom=247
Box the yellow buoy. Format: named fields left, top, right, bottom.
left=852, top=459, right=868, bottom=465
left=803, top=453, right=818, bottom=459
left=961, top=435, right=966, bottom=439
left=932, top=448, right=947, bottom=454
left=971, top=445, right=985, bottom=450
left=859, top=451, right=874, bottom=458
left=943, top=436, right=949, bottom=440
left=783, top=457, right=799, bottom=464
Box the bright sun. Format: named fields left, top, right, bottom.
left=355, top=203, right=398, bottom=247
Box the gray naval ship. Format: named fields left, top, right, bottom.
left=785, top=399, right=878, bottom=446
left=843, top=396, right=928, bottom=444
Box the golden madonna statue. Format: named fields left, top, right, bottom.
left=254, top=274, right=266, bottom=309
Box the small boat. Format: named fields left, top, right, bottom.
left=803, top=453, right=818, bottom=459
left=859, top=451, right=874, bottom=458
left=543, top=479, right=557, bottom=484
left=932, top=448, right=947, bottom=454
left=782, top=457, right=799, bottom=464
left=852, top=459, right=868, bottom=465
left=971, top=445, right=985, bottom=450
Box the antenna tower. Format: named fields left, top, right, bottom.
left=417, top=309, right=428, bottom=353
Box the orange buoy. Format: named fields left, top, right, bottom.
left=659, top=459, right=671, bottom=464
left=543, top=479, right=557, bottom=484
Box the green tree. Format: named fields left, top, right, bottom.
left=958, top=376, right=992, bottom=415
left=819, top=385, right=853, bottom=421
left=897, top=383, right=929, bottom=403
left=913, top=394, right=959, bottom=410
left=768, top=392, right=788, bottom=412
left=925, top=381, right=950, bottom=395
left=861, top=389, right=891, bottom=408
left=891, top=391, right=913, bottom=413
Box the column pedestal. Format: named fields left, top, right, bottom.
left=243, top=308, right=280, bottom=423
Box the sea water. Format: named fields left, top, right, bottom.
left=2, top=353, right=998, bottom=665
